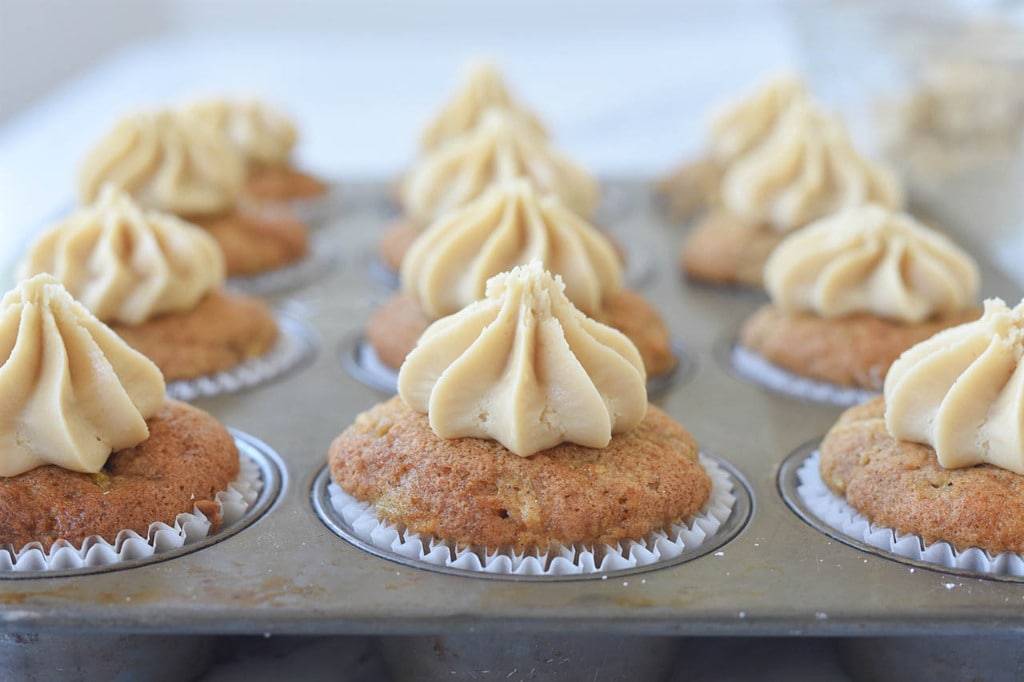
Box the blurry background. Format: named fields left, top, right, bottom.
left=1, top=0, right=1023, bottom=278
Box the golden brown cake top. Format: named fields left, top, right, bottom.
left=401, top=178, right=621, bottom=318
left=885, top=297, right=1024, bottom=474
left=765, top=203, right=979, bottom=323
left=720, top=100, right=902, bottom=232
left=401, top=108, right=597, bottom=223
left=19, top=186, right=226, bottom=325
left=707, top=74, right=808, bottom=163
left=0, top=275, right=165, bottom=477
left=398, top=261, right=647, bottom=457
left=78, top=108, right=245, bottom=218
left=419, top=60, right=547, bottom=152
left=182, top=96, right=298, bottom=168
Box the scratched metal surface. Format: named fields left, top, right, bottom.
left=2, top=180, right=1022, bottom=637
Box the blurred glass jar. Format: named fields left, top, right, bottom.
left=787, top=1, right=1024, bottom=255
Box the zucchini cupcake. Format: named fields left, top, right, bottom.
left=78, top=108, right=309, bottom=277
left=380, top=108, right=597, bottom=272
left=368, top=179, right=675, bottom=380
left=329, top=262, right=732, bottom=574
left=0, top=275, right=244, bottom=563
left=736, top=204, right=979, bottom=398
left=680, top=100, right=902, bottom=288
left=19, top=186, right=279, bottom=384
left=806, top=297, right=1024, bottom=572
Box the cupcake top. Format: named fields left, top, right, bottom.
left=398, top=261, right=647, bottom=457
left=78, top=109, right=245, bottom=218
left=707, top=75, right=808, bottom=163
left=19, top=185, right=226, bottom=326
left=420, top=60, right=547, bottom=152
left=401, top=179, right=621, bottom=319
left=402, top=108, right=597, bottom=223
left=885, top=297, right=1024, bottom=474
left=720, top=101, right=902, bottom=232
left=765, top=204, right=979, bottom=323
left=181, top=97, right=298, bottom=168
left=0, top=275, right=165, bottom=477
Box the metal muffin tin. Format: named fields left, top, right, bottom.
left=2, top=181, right=1024, bottom=679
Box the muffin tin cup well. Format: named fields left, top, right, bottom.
left=0, top=429, right=284, bottom=577
left=226, top=236, right=337, bottom=297
left=779, top=442, right=1024, bottom=582
left=167, top=315, right=317, bottom=402
left=340, top=332, right=696, bottom=398
left=312, top=453, right=751, bottom=580
left=720, top=338, right=880, bottom=407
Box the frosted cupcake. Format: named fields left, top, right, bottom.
left=380, top=108, right=598, bottom=272
left=658, top=75, right=809, bottom=221
left=331, top=262, right=714, bottom=564
left=680, top=100, right=902, bottom=287
left=813, top=297, right=1024, bottom=565
left=368, top=179, right=675, bottom=380
left=20, top=186, right=278, bottom=382
left=737, top=204, right=980, bottom=395
left=182, top=97, right=329, bottom=214
left=0, top=275, right=240, bottom=555
left=79, top=108, right=309, bottom=277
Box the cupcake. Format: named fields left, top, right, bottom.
left=19, top=186, right=278, bottom=382
left=680, top=100, right=902, bottom=288
left=737, top=204, right=980, bottom=393
left=817, top=296, right=1024, bottom=559
left=78, top=108, right=309, bottom=277
left=658, top=75, right=808, bottom=221
left=0, top=274, right=239, bottom=552
left=331, top=262, right=711, bottom=558
left=418, top=60, right=546, bottom=153
left=380, top=108, right=598, bottom=272
left=182, top=97, right=329, bottom=212
left=368, top=179, right=675, bottom=380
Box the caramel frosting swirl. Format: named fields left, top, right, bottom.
left=0, top=275, right=165, bottom=477
left=402, top=108, right=597, bottom=222
left=885, top=298, right=1024, bottom=474
left=401, top=179, right=621, bottom=319
left=420, top=60, right=546, bottom=151
left=765, top=204, right=979, bottom=323
left=79, top=108, right=245, bottom=217
left=720, top=101, right=902, bottom=232
left=182, top=97, right=298, bottom=168
left=707, top=75, right=808, bottom=162
left=398, top=261, right=646, bottom=457
left=19, top=185, right=226, bottom=326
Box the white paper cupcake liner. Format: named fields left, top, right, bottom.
left=226, top=240, right=335, bottom=297
left=796, top=450, right=1024, bottom=577
left=167, top=315, right=314, bottom=401
left=326, top=453, right=737, bottom=576
left=286, top=185, right=344, bottom=229
left=1, top=447, right=264, bottom=573
left=730, top=343, right=879, bottom=407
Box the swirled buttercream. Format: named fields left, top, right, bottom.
left=182, top=97, right=298, bottom=168
left=420, top=60, right=546, bottom=151
left=398, top=261, right=646, bottom=457
left=79, top=109, right=245, bottom=217
left=20, top=186, right=225, bottom=326
left=402, top=108, right=597, bottom=222
left=720, top=101, right=902, bottom=231
left=885, top=298, right=1024, bottom=474
left=401, top=179, right=620, bottom=319
left=708, top=75, right=808, bottom=162
left=765, top=204, right=978, bottom=323
left=0, top=275, right=165, bottom=477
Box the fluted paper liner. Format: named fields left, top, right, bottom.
left=796, top=450, right=1024, bottom=577
left=731, top=343, right=878, bottom=407
left=167, top=315, right=314, bottom=401
left=226, top=240, right=335, bottom=297
left=327, top=453, right=735, bottom=576
left=1, top=444, right=264, bottom=572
